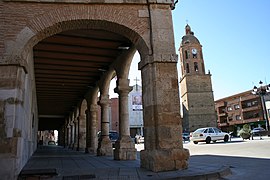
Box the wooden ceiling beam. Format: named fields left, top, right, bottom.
left=34, top=57, right=110, bottom=67
left=33, top=51, right=115, bottom=62
left=34, top=43, right=119, bottom=57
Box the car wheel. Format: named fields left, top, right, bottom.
left=224, top=135, right=229, bottom=142
left=193, top=141, right=198, bottom=144
left=206, top=137, right=211, bottom=144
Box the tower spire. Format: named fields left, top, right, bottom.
left=185, top=24, right=191, bottom=35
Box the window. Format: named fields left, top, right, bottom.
left=234, top=104, right=240, bottom=109
left=186, top=63, right=190, bottom=73
left=251, top=100, right=258, bottom=106
left=213, top=128, right=221, bottom=133
left=208, top=128, right=214, bottom=133
left=194, top=62, right=198, bottom=72
left=185, top=50, right=189, bottom=59
left=227, top=106, right=233, bottom=111
left=236, top=115, right=241, bottom=120
left=246, top=102, right=252, bottom=107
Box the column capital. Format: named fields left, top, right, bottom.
left=114, top=78, right=133, bottom=95
left=90, top=104, right=98, bottom=112
left=98, top=95, right=110, bottom=106
left=77, top=114, right=86, bottom=120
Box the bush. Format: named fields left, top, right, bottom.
left=238, top=124, right=251, bottom=140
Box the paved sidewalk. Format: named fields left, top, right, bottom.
left=19, top=145, right=231, bottom=180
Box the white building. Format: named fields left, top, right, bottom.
left=128, top=85, right=143, bottom=137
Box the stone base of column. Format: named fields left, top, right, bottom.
left=85, top=147, right=96, bottom=154
left=140, top=148, right=190, bottom=172
left=114, top=136, right=136, bottom=160
left=97, top=138, right=113, bottom=156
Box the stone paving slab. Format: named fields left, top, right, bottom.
left=19, top=145, right=231, bottom=180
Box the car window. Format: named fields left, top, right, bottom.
left=194, top=128, right=205, bottom=133
left=213, top=128, right=221, bottom=133
left=203, top=129, right=208, bottom=133
left=109, top=132, right=119, bottom=140
left=208, top=128, right=214, bottom=133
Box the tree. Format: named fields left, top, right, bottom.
left=238, top=124, right=251, bottom=140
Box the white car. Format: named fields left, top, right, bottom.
left=190, top=127, right=230, bottom=144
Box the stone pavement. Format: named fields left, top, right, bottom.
left=19, top=145, right=231, bottom=180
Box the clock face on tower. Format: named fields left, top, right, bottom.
left=192, top=48, right=197, bottom=54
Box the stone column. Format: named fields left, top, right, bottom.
left=64, top=120, right=67, bottom=148
left=85, top=109, right=90, bottom=153
left=77, top=114, right=87, bottom=151
left=89, top=105, right=98, bottom=153
left=67, top=123, right=71, bottom=148
left=73, top=119, right=78, bottom=150
left=69, top=122, right=74, bottom=148
left=114, top=78, right=136, bottom=160
left=139, top=58, right=190, bottom=172
left=97, top=95, right=113, bottom=156
left=137, top=3, right=189, bottom=172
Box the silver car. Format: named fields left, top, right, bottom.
left=190, top=127, right=230, bottom=144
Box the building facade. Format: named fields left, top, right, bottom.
left=128, top=85, right=143, bottom=137
left=215, top=89, right=270, bottom=135
left=179, top=25, right=216, bottom=132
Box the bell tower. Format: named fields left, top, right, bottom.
left=179, top=24, right=216, bottom=132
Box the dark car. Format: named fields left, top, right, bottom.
left=48, top=140, right=56, bottom=145
left=182, top=133, right=190, bottom=142
left=251, top=127, right=266, bottom=137
left=97, top=131, right=119, bottom=147
left=109, top=131, right=119, bottom=143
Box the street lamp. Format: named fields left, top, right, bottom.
left=252, top=81, right=270, bottom=131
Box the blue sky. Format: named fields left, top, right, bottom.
left=111, top=0, right=270, bottom=100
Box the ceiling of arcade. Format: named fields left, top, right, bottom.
left=34, top=29, right=132, bottom=130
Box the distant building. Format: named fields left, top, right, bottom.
left=100, top=84, right=143, bottom=137
left=128, top=84, right=143, bottom=137
left=109, top=98, right=119, bottom=131
left=215, top=90, right=270, bottom=134
left=179, top=24, right=216, bottom=132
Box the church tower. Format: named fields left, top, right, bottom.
left=179, top=24, right=216, bottom=132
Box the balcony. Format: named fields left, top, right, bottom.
left=218, top=112, right=227, bottom=116
left=242, top=105, right=260, bottom=112
left=219, top=122, right=229, bottom=127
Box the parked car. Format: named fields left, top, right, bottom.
left=97, top=131, right=119, bottom=145
left=182, top=133, right=190, bottom=142
left=109, top=131, right=119, bottom=144
left=251, top=127, right=266, bottom=136
left=48, top=140, right=56, bottom=145
left=190, top=127, right=230, bottom=144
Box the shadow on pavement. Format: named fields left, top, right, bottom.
left=190, top=155, right=270, bottom=180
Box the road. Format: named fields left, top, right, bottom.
left=135, top=136, right=270, bottom=180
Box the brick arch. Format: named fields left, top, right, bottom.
left=9, top=5, right=150, bottom=67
